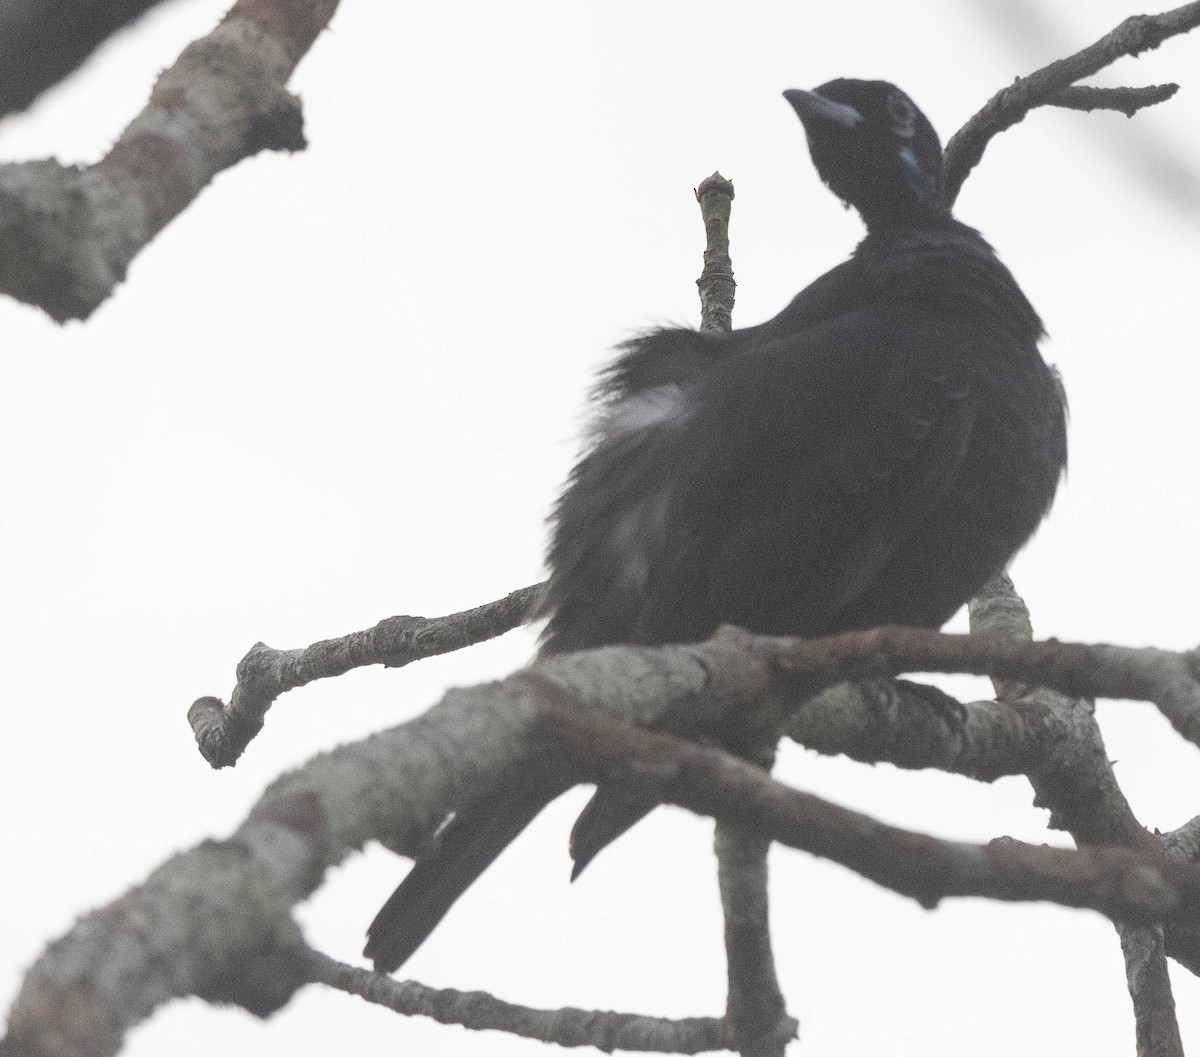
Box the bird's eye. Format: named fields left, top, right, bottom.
left=887, top=92, right=917, bottom=139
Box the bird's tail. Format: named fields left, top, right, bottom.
left=364, top=779, right=568, bottom=973
left=569, top=786, right=656, bottom=880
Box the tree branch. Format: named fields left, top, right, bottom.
left=0, top=0, right=341, bottom=322
left=969, top=572, right=1185, bottom=1057
left=774, top=625, right=1200, bottom=751
left=715, top=822, right=789, bottom=1057
left=942, top=1, right=1200, bottom=206
left=189, top=581, right=545, bottom=767
left=694, top=172, right=736, bottom=334
left=537, top=699, right=1200, bottom=922
left=306, top=949, right=749, bottom=1054
left=9, top=642, right=744, bottom=1056
left=695, top=169, right=790, bottom=1057
left=18, top=624, right=1200, bottom=1056
left=1049, top=82, right=1180, bottom=116
left=1162, top=817, right=1200, bottom=975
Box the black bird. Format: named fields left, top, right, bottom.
left=364, top=78, right=1067, bottom=973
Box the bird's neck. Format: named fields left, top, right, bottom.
left=859, top=198, right=950, bottom=235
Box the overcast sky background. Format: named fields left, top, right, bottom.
left=2, top=2, right=1199, bottom=1055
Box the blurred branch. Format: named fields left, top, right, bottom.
left=1162, top=815, right=1200, bottom=862
left=1117, top=924, right=1184, bottom=1057
left=0, top=0, right=177, bottom=120
left=1163, top=816, right=1200, bottom=975
left=715, top=823, right=790, bottom=1057
left=942, top=0, right=1200, bottom=206
left=189, top=582, right=545, bottom=767
left=0, top=0, right=340, bottom=321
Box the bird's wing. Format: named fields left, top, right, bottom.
left=540, top=369, right=717, bottom=652
left=632, top=300, right=984, bottom=639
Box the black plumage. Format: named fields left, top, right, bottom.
left=364, top=78, right=1067, bottom=973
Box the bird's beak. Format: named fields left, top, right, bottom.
left=783, top=88, right=863, bottom=130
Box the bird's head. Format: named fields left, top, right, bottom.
left=784, top=79, right=944, bottom=229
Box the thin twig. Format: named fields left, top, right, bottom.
left=942, top=0, right=1200, bottom=205
left=537, top=699, right=1200, bottom=921
left=695, top=169, right=789, bottom=1057
left=1050, top=82, right=1179, bottom=115
left=694, top=172, right=736, bottom=333
left=307, top=949, right=741, bottom=1054
left=189, top=582, right=545, bottom=767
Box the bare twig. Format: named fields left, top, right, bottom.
left=0, top=0, right=176, bottom=119
left=715, top=823, right=789, bottom=1057
left=695, top=172, right=736, bottom=333
left=942, top=1, right=1200, bottom=206
left=1050, top=82, right=1180, bottom=115
left=694, top=169, right=789, bottom=1057
left=306, top=949, right=744, bottom=1054
left=188, top=582, right=545, bottom=767
left=0, top=0, right=341, bottom=321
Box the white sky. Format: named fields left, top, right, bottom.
left=2, top=2, right=1199, bottom=1055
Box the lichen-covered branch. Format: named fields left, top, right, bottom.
left=942, top=0, right=1200, bottom=205
left=773, top=625, right=1200, bottom=751
left=189, top=582, right=545, bottom=767
left=1163, top=813, right=1200, bottom=976
left=0, top=839, right=312, bottom=1057
left=0, top=0, right=341, bottom=321
left=715, top=822, right=790, bottom=1057
left=537, top=698, right=1200, bottom=921
left=695, top=172, right=736, bottom=333
left=15, top=625, right=1200, bottom=1056
left=969, top=573, right=1185, bottom=1057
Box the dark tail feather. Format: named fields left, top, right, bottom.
left=569, top=785, right=656, bottom=881
left=365, top=781, right=566, bottom=973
